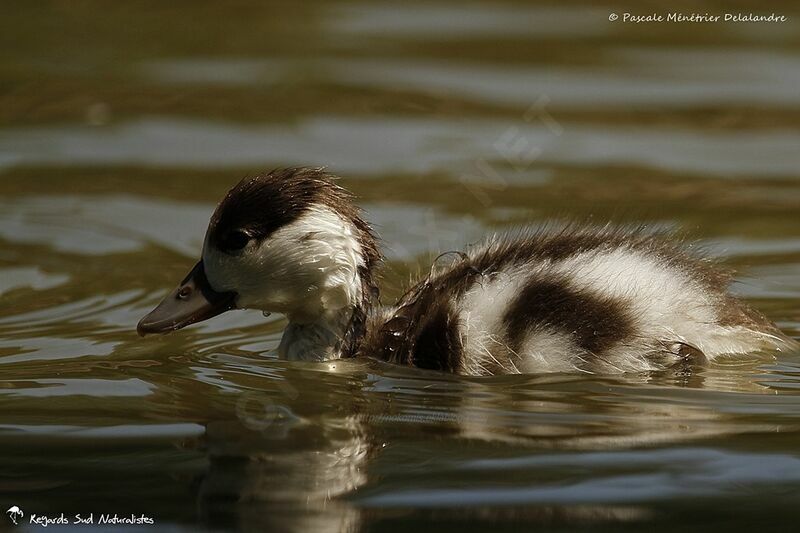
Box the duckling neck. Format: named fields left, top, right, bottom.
left=272, top=206, right=381, bottom=361
left=278, top=303, right=370, bottom=361
left=276, top=259, right=378, bottom=363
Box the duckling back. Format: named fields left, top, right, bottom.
left=363, top=225, right=796, bottom=375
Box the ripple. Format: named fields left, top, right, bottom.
left=0, top=336, right=119, bottom=364
left=328, top=4, right=612, bottom=39
left=1, top=378, right=154, bottom=397
left=0, top=422, right=204, bottom=440
left=735, top=265, right=800, bottom=299
left=704, top=237, right=800, bottom=258
left=0, top=194, right=211, bottom=257
left=0, top=290, right=143, bottom=328
left=0, top=267, right=69, bottom=295
left=357, top=448, right=800, bottom=507
left=141, top=58, right=288, bottom=85
left=3, top=117, right=800, bottom=177
left=364, top=202, right=486, bottom=260
left=137, top=52, right=800, bottom=108
left=337, top=55, right=800, bottom=108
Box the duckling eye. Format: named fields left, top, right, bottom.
left=220, top=230, right=252, bottom=252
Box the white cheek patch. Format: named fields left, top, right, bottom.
left=203, top=205, right=364, bottom=320
left=282, top=209, right=363, bottom=311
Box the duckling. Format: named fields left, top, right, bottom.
left=137, top=168, right=797, bottom=375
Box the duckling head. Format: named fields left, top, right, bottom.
left=137, top=168, right=380, bottom=337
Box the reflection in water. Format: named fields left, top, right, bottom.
left=184, top=358, right=800, bottom=530
left=201, top=415, right=368, bottom=532
left=1, top=300, right=799, bottom=530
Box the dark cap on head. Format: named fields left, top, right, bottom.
left=207, top=168, right=379, bottom=264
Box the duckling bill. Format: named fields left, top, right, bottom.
left=136, top=261, right=236, bottom=335
left=138, top=168, right=797, bottom=375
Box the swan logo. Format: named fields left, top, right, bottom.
left=6, top=506, right=23, bottom=525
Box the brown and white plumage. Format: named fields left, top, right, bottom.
left=138, top=168, right=797, bottom=376
left=364, top=225, right=794, bottom=375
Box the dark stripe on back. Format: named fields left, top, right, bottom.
left=503, top=277, right=634, bottom=356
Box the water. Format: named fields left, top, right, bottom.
left=1, top=1, right=800, bottom=531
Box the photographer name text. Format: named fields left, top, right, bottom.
left=611, top=12, right=788, bottom=23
